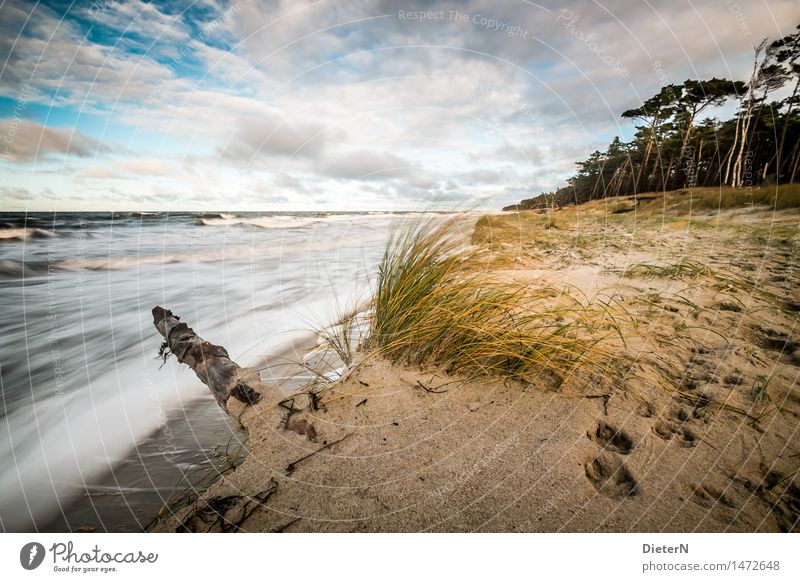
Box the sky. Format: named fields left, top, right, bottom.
left=0, top=0, right=797, bottom=211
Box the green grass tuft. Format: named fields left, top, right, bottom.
left=368, top=217, right=615, bottom=381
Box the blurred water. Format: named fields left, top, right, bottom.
left=0, top=210, right=402, bottom=531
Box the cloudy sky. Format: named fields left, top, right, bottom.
left=0, top=0, right=797, bottom=211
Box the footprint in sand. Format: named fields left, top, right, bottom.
left=684, top=483, right=738, bottom=509
left=585, top=421, right=639, bottom=498
left=588, top=421, right=635, bottom=454
left=678, top=428, right=697, bottom=448
left=584, top=453, right=638, bottom=499
left=652, top=407, right=702, bottom=446
left=653, top=421, right=675, bottom=441
left=752, top=326, right=799, bottom=359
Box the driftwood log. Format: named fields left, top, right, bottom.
left=152, top=306, right=262, bottom=413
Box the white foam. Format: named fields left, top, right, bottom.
left=0, top=228, right=54, bottom=241
left=0, top=356, right=208, bottom=530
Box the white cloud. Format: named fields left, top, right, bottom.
left=322, top=149, right=416, bottom=180
left=83, top=0, right=191, bottom=45
left=219, top=108, right=330, bottom=161
left=0, top=0, right=177, bottom=108
left=1, top=0, right=798, bottom=210
left=0, top=119, right=105, bottom=162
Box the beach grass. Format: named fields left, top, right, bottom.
left=318, top=310, right=359, bottom=367
left=636, top=183, right=800, bottom=213
left=366, top=216, right=616, bottom=382
left=623, top=260, right=711, bottom=280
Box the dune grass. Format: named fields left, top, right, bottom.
left=318, top=310, right=359, bottom=367
left=367, top=217, right=616, bottom=382
left=636, top=183, right=800, bottom=214
left=623, top=258, right=796, bottom=313
left=472, top=212, right=558, bottom=249
left=623, top=260, right=711, bottom=280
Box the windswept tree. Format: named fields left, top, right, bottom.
left=677, top=78, right=745, bottom=187
left=769, top=25, right=800, bottom=181
left=728, top=41, right=778, bottom=187
left=746, top=59, right=790, bottom=183
left=507, top=23, right=800, bottom=212
left=622, top=84, right=682, bottom=192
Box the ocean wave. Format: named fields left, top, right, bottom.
left=195, top=217, right=239, bottom=226
left=195, top=214, right=396, bottom=230
left=246, top=216, right=326, bottom=229
left=194, top=212, right=240, bottom=226
left=0, top=254, right=188, bottom=279
left=0, top=227, right=55, bottom=242
left=0, top=259, right=50, bottom=278
left=0, top=245, right=275, bottom=279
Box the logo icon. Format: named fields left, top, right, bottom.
left=20, top=542, right=46, bottom=570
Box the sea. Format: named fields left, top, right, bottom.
left=0, top=210, right=422, bottom=532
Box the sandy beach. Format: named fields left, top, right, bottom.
left=150, top=189, right=800, bottom=533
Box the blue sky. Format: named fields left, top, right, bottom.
left=0, top=0, right=797, bottom=211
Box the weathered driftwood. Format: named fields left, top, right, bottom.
left=152, top=306, right=261, bottom=413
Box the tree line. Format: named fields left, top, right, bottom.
left=506, top=25, right=800, bottom=210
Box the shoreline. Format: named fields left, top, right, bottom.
left=46, top=331, right=345, bottom=533
left=45, top=396, right=244, bottom=533
left=150, top=195, right=799, bottom=532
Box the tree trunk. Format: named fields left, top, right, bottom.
left=637, top=115, right=660, bottom=193
left=790, top=138, right=800, bottom=183
left=724, top=104, right=743, bottom=185
left=732, top=45, right=766, bottom=188
left=678, top=109, right=697, bottom=167
left=152, top=306, right=263, bottom=415
left=591, top=167, right=604, bottom=199
left=694, top=138, right=704, bottom=187
left=778, top=77, right=799, bottom=178
left=650, top=135, right=667, bottom=191
left=732, top=95, right=755, bottom=188
left=663, top=153, right=676, bottom=191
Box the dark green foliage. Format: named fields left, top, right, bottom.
left=506, top=25, right=800, bottom=211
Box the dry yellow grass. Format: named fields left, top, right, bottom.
left=367, top=217, right=618, bottom=383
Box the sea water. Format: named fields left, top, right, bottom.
left=0, top=210, right=410, bottom=531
